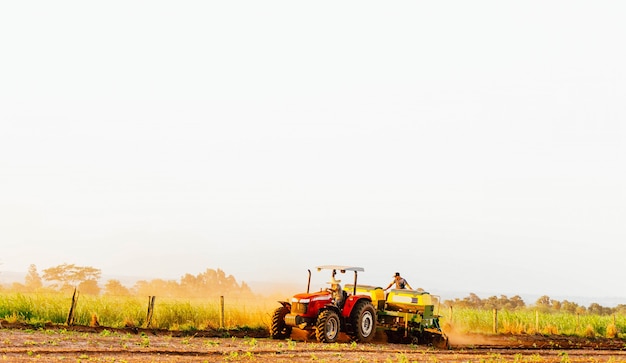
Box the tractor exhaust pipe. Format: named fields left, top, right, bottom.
left=306, top=269, right=311, bottom=293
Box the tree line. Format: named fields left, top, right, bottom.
left=443, top=293, right=626, bottom=316
left=5, top=264, right=624, bottom=314
left=5, top=263, right=253, bottom=298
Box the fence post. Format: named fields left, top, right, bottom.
left=493, top=309, right=498, bottom=334
left=146, top=296, right=156, bottom=328
left=449, top=306, right=453, bottom=324
left=220, top=296, right=225, bottom=329
left=66, top=288, right=79, bottom=326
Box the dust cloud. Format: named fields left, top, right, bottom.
left=444, top=323, right=503, bottom=347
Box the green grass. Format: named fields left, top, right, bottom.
left=442, top=307, right=626, bottom=338
left=1, top=291, right=625, bottom=339
left=0, top=292, right=274, bottom=331
left=0, top=292, right=69, bottom=325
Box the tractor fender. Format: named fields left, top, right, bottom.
left=320, top=304, right=342, bottom=316
left=278, top=301, right=291, bottom=309
left=341, top=295, right=372, bottom=318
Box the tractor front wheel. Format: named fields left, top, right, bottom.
left=315, top=310, right=340, bottom=343
left=349, top=301, right=377, bottom=342
left=269, top=306, right=292, bottom=339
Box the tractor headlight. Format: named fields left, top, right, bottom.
left=291, top=299, right=310, bottom=314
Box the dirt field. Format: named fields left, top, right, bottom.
left=2, top=322, right=626, bottom=362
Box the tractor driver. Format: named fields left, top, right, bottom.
left=384, top=272, right=413, bottom=291
left=328, top=274, right=345, bottom=307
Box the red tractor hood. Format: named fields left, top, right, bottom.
left=292, top=290, right=332, bottom=303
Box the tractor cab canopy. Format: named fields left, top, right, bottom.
left=315, top=266, right=365, bottom=295
left=316, top=265, right=364, bottom=273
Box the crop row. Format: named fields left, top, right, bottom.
left=447, top=307, right=625, bottom=338
left=1, top=292, right=624, bottom=338
left=0, top=292, right=273, bottom=331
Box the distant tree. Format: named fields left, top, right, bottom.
left=240, top=281, right=252, bottom=294
left=491, top=295, right=525, bottom=310
left=133, top=279, right=180, bottom=297
left=78, top=279, right=100, bottom=295
left=460, top=294, right=526, bottom=310
left=444, top=293, right=527, bottom=310
left=467, top=293, right=482, bottom=306
left=614, top=304, right=626, bottom=315
left=561, top=300, right=579, bottom=313
left=24, top=264, right=43, bottom=291
left=11, top=282, right=27, bottom=292
left=444, top=293, right=479, bottom=308
left=535, top=295, right=552, bottom=311
left=180, top=273, right=199, bottom=290
left=104, top=279, right=131, bottom=296
left=587, top=303, right=612, bottom=315
left=508, top=295, right=526, bottom=309
left=132, top=280, right=151, bottom=296
left=483, top=295, right=499, bottom=310
left=131, top=268, right=254, bottom=298
left=588, top=303, right=602, bottom=315
left=42, top=263, right=101, bottom=290
left=178, top=268, right=253, bottom=297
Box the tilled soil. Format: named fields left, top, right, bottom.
left=1, top=321, right=626, bottom=362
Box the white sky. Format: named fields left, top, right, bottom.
left=1, top=1, right=625, bottom=305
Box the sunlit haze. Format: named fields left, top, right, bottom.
left=1, top=1, right=625, bottom=306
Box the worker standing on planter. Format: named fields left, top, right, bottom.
left=384, top=272, right=413, bottom=291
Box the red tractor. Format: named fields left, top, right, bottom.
left=270, top=265, right=377, bottom=343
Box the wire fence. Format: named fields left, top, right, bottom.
left=0, top=290, right=276, bottom=331
left=2, top=291, right=624, bottom=339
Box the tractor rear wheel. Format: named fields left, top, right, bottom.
left=349, top=301, right=376, bottom=342
left=269, top=306, right=292, bottom=339
left=315, top=310, right=340, bottom=343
